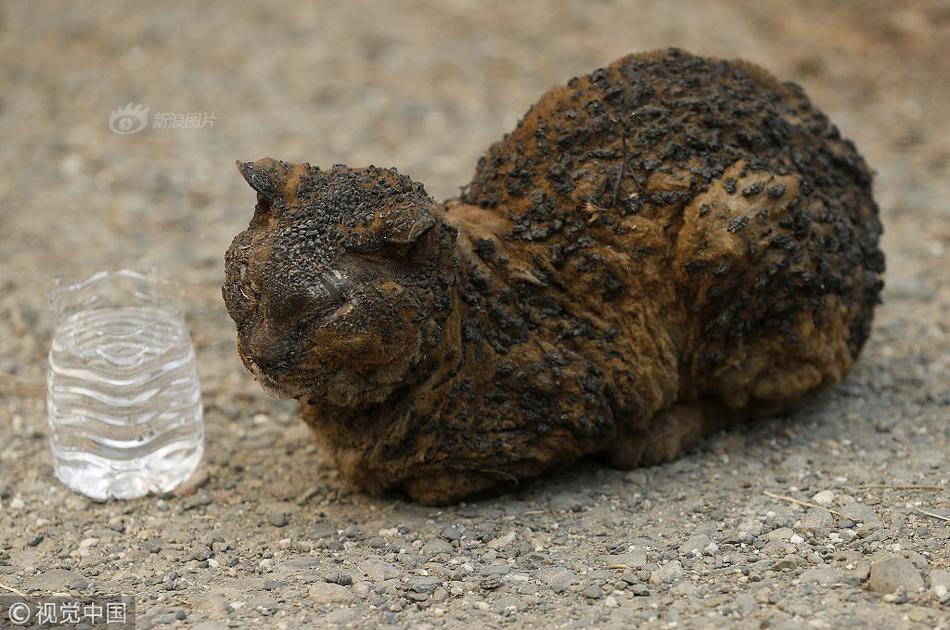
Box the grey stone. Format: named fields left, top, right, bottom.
left=324, top=608, right=362, bottom=626
left=903, top=551, right=929, bottom=572
left=679, top=534, right=711, bottom=556
left=324, top=572, right=353, bottom=586
left=441, top=525, right=462, bottom=541
left=493, top=595, right=527, bottom=613
left=763, top=505, right=796, bottom=528
left=931, top=569, right=950, bottom=590
left=620, top=571, right=640, bottom=584
left=406, top=576, right=442, bottom=594
left=736, top=519, right=764, bottom=541
left=869, top=554, right=924, bottom=594
left=183, top=495, right=212, bottom=511
left=191, top=545, right=212, bottom=561
left=800, top=567, right=845, bottom=585
left=604, top=551, right=647, bottom=569
left=801, top=508, right=835, bottom=532
left=840, top=502, right=881, bottom=527
left=734, top=592, right=758, bottom=615
left=766, top=527, right=794, bottom=542
left=630, top=584, right=651, bottom=596
left=582, top=584, right=604, bottom=599
left=486, top=530, right=516, bottom=550
left=421, top=539, right=454, bottom=556
left=772, top=555, right=802, bottom=571
left=538, top=568, right=576, bottom=593
left=930, top=569, right=950, bottom=603
left=852, top=562, right=871, bottom=582
left=309, top=582, right=357, bottom=605
left=25, top=569, right=87, bottom=592
left=480, top=563, right=511, bottom=577
left=548, top=492, right=586, bottom=512
left=624, top=470, right=647, bottom=485
left=760, top=540, right=788, bottom=556
left=650, top=561, right=684, bottom=585
left=359, top=557, right=401, bottom=581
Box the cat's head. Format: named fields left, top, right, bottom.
left=224, top=158, right=456, bottom=406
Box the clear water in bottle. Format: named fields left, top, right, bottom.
left=47, top=270, right=204, bottom=500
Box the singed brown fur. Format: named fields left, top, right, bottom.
left=224, top=49, right=884, bottom=504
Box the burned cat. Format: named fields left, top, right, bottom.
left=224, top=49, right=884, bottom=504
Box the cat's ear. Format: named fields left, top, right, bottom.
left=236, top=158, right=286, bottom=200
left=238, top=159, right=314, bottom=212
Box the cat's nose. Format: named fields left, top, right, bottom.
left=247, top=327, right=288, bottom=373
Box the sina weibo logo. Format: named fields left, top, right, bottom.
left=108, top=103, right=150, bottom=134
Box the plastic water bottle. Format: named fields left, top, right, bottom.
left=47, top=270, right=204, bottom=500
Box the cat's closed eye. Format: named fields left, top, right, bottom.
left=267, top=271, right=349, bottom=326
left=345, top=239, right=414, bottom=258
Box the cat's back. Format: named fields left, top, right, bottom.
left=462, top=47, right=838, bottom=230
left=459, top=47, right=883, bottom=406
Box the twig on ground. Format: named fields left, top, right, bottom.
left=296, top=486, right=324, bottom=505
left=0, top=582, right=27, bottom=598
left=915, top=507, right=950, bottom=522
left=856, top=484, right=944, bottom=491
left=762, top=490, right=846, bottom=518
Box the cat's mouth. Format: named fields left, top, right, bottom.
left=238, top=311, right=356, bottom=401
left=244, top=354, right=307, bottom=399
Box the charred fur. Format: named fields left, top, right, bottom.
left=224, top=49, right=884, bottom=504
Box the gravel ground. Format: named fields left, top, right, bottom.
left=1, top=1, right=949, bottom=628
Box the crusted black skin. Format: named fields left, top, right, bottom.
left=224, top=49, right=884, bottom=504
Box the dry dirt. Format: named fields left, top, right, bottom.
left=1, top=1, right=949, bottom=628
